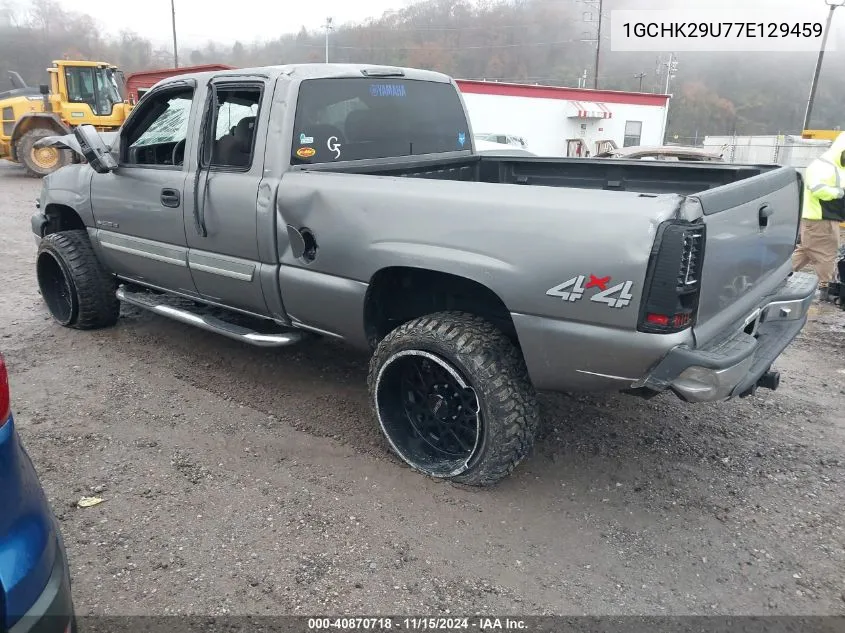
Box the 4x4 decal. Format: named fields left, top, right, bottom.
left=546, top=275, right=634, bottom=309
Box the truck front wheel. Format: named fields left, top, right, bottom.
left=17, top=128, right=71, bottom=177
left=36, top=230, right=120, bottom=329
left=367, top=311, right=539, bottom=486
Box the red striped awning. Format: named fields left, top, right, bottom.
left=567, top=101, right=612, bottom=119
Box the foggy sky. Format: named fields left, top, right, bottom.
left=46, top=0, right=845, bottom=49
left=51, top=0, right=416, bottom=47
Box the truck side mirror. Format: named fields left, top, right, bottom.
left=73, top=125, right=117, bottom=174
left=39, top=84, right=50, bottom=95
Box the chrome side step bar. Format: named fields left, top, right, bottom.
left=116, top=287, right=305, bottom=348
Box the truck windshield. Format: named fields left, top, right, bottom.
left=291, top=78, right=471, bottom=164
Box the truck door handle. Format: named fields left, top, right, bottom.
left=758, top=203, right=773, bottom=227
left=160, top=188, right=180, bottom=208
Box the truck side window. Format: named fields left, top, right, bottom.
left=123, top=88, right=194, bottom=168
left=291, top=78, right=471, bottom=164
left=207, top=86, right=262, bottom=169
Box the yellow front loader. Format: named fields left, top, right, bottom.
left=0, top=60, right=132, bottom=177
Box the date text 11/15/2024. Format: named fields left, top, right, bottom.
left=307, top=617, right=528, bottom=630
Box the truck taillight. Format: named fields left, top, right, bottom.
left=638, top=221, right=706, bottom=334
left=0, top=353, right=10, bottom=425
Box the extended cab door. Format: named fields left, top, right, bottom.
left=89, top=81, right=200, bottom=296
left=183, top=79, right=270, bottom=316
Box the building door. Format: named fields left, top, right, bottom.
left=566, top=139, right=585, bottom=157
left=595, top=140, right=617, bottom=155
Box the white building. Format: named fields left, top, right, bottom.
left=455, top=79, right=670, bottom=158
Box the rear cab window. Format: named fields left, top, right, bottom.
left=291, top=78, right=471, bottom=164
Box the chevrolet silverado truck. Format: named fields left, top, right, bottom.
left=30, top=64, right=817, bottom=486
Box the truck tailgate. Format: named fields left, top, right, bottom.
left=690, top=166, right=802, bottom=343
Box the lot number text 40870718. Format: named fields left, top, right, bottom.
left=306, top=617, right=527, bottom=630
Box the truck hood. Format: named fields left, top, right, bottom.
left=33, top=131, right=119, bottom=158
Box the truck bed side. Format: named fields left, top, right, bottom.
left=275, top=169, right=690, bottom=387
left=275, top=157, right=803, bottom=394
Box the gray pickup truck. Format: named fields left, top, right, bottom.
left=31, top=63, right=817, bottom=486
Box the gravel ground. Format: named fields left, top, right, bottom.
left=1, top=161, right=845, bottom=617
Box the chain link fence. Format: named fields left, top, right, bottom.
left=705, top=135, right=831, bottom=171
left=665, top=134, right=833, bottom=173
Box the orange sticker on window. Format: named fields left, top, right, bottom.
left=296, top=147, right=316, bottom=158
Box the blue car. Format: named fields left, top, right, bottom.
left=0, top=352, right=75, bottom=633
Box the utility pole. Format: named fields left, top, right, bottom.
left=171, top=0, right=179, bottom=68
left=634, top=72, right=646, bottom=92
left=661, top=53, right=678, bottom=144
left=663, top=53, right=677, bottom=95
left=324, top=17, right=334, bottom=64
left=579, top=0, right=604, bottom=89
left=802, top=0, right=845, bottom=131
left=592, top=0, right=603, bottom=89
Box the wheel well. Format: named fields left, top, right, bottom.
left=364, top=267, right=518, bottom=347
left=42, top=204, right=86, bottom=235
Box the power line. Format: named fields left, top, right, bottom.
left=462, top=76, right=596, bottom=87
left=177, top=18, right=595, bottom=43
left=341, top=20, right=586, bottom=32
left=461, top=77, right=564, bottom=82
left=461, top=74, right=660, bottom=88
left=296, top=39, right=580, bottom=51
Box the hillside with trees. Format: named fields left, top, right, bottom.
left=2, top=0, right=844, bottom=142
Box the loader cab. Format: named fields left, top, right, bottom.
left=48, top=61, right=130, bottom=126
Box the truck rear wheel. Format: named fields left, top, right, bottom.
left=368, top=311, right=539, bottom=486
left=36, top=230, right=120, bottom=329
left=17, top=128, right=71, bottom=177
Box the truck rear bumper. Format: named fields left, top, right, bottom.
left=638, top=271, right=818, bottom=403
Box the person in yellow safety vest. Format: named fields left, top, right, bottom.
left=792, top=131, right=845, bottom=297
